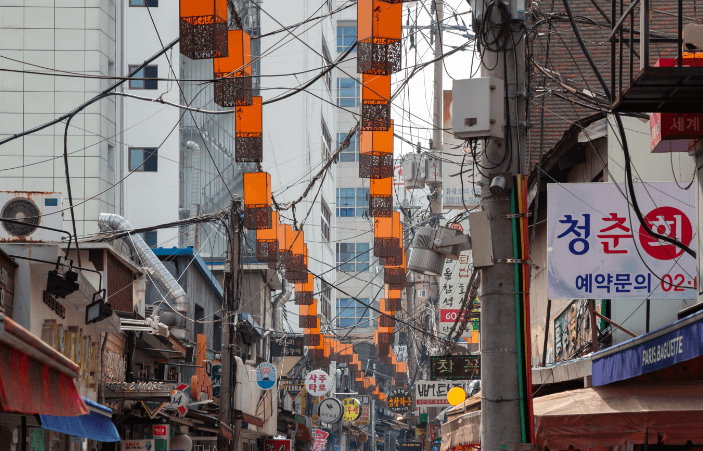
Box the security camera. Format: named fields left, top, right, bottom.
left=490, top=175, right=507, bottom=195
left=488, top=172, right=513, bottom=195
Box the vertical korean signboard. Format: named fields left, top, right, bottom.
left=547, top=182, right=696, bottom=300
left=438, top=217, right=478, bottom=343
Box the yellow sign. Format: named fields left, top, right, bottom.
left=342, top=398, right=361, bottom=421
left=447, top=386, right=466, bottom=406
left=357, top=432, right=368, bottom=443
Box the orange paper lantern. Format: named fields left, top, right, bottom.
left=360, top=120, right=394, bottom=179
left=369, top=176, right=392, bottom=217
left=235, top=96, right=263, bottom=162
left=179, top=0, right=228, bottom=60
left=361, top=74, right=391, bottom=131
left=256, top=211, right=279, bottom=262
left=214, top=30, right=253, bottom=107
left=357, top=0, right=402, bottom=75
left=243, top=172, right=272, bottom=230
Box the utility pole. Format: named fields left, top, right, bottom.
left=370, top=397, right=376, bottom=451
left=431, top=0, right=444, bottom=153
left=218, top=200, right=242, bottom=451
left=479, top=4, right=526, bottom=451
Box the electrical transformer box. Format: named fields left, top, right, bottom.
left=451, top=77, right=504, bottom=140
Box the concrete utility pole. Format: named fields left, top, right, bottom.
left=432, top=0, right=444, bottom=153
left=218, top=200, right=242, bottom=451
left=370, top=397, right=377, bottom=451
left=479, top=3, right=526, bottom=451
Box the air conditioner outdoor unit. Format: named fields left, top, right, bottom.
left=0, top=192, right=63, bottom=242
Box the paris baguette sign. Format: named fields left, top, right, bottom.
left=547, top=182, right=696, bottom=300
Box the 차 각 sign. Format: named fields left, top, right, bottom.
left=547, top=182, right=696, bottom=300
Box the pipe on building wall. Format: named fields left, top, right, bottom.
left=98, top=213, right=188, bottom=324
left=272, top=277, right=292, bottom=332
left=187, top=141, right=201, bottom=249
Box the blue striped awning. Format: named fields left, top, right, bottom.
left=40, top=397, right=120, bottom=442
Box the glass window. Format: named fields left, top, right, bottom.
left=336, top=298, right=371, bottom=328
left=336, top=133, right=359, bottom=163
left=128, top=65, right=158, bottom=89
left=337, top=26, right=357, bottom=53
left=335, top=185, right=368, bottom=217
left=336, top=243, right=371, bottom=272
left=356, top=188, right=369, bottom=217
left=130, top=0, right=158, bottom=6
left=129, top=148, right=158, bottom=172
left=337, top=78, right=360, bottom=108
left=143, top=230, right=158, bottom=247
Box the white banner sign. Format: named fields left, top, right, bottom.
left=547, top=182, right=696, bottom=300
left=415, top=381, right=464, bottom=405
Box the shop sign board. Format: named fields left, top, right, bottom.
left=283, top=379, right=304, bottom=400
left=121, top=440, right=155, bottom=451
left=212, top=364, right=222, bottom=397
left=415, top=381, right=464, bottom=405
left=429, top=355, right=480, bottom=380
left=271, top=335, right=305, bottom=357
left=342, top=397, right=362, bottom=421
left=256, top=362, right=277, bottom=390
left=356, top=404, right=370, bottom=425
left=357, top=432, right=368, bottom=443
left=318, top=397, right=344, bottom=424
left=305, top=370, right=332, bottom=397
left=398, top=442, right=423, bottom=451
left=386, top=388, right=412, bottom=413
left=547, top=182, right=696, bottom=300
left=311, top=429, right=331, bottom=451
left=436, top=217, right=479, bottom=344
left=265, top=439, right=293, bottom=451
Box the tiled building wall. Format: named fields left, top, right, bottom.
left=0, top=0, right=119, bottom=235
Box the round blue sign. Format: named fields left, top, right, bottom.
left=256, top=362, right=277, bottom=390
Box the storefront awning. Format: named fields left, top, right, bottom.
left=592, top=309, right=703, bottom=386
left=534, top=381, right=703, bottom=449
left=440, top=411, right=480, bottom=450
left=40, top=397, right=120, bottom=442
left=0, top=314, right=87, bottom=417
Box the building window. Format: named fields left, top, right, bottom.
left=337, top=78, right=360, bottom=108
left=321, top=118, right=332, bottom=163
left=194, top=304, right=205, bottom=338
left=321, top=279, right=332, bottom=320
left=337, top=26, right=357, bottom=53
left=129, top=148, right=158, bottom=171
left=322, top=38, right=332, bottom=92
left=336, top=187, right=369, bottom=217
left=417, top=289, right=427, bottom=298
left=336, top=133, right=359, bottom=162
left=321, top=198, right=332, bottom=242
left=336, top=298, right=371, bottom=328
left=130, top=0, right=158, bottom=6
left=336, top=243, right=370, bottom=272
left=142, top=231, right=158, bottom=248
left=128, top=65, right=158, bottom=89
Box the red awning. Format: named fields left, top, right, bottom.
left=534, top=381, right=703, bottom=449
left=0, top=314, right=88, bottom=417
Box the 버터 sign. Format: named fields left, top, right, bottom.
left=415, top=381, right=465, bottom=405
left=429, top=355, right=481, bottom=380
left=547, top=182, right=695, bottom=300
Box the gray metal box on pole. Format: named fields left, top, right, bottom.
left=451, top=77, right=505, bottom=140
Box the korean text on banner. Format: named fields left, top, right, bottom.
left=547, top=182, right=696, bottom=300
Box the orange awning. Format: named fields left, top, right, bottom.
left=534, top=381, right=703, bottom=449
left=0, top=314, right=87, bottom=417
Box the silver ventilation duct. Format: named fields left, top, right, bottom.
left=98, top=213, right=188, bottom=327
left=272, top=276, right=293, bottom=332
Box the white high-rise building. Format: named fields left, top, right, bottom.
left=258, top=0, right=338, bottom=330
left=0, top=0, right=124, bottom=235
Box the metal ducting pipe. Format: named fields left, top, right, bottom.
left=98, top=213, right=188, bottom=327
left=186, top=141, right=201, bottom=249
left=272, top=276, right=292, bottom=332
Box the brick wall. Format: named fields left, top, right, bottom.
left=528, top=0, right=698, bottom=170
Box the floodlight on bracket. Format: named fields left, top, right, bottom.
left=407, top=226, right=472, bottom=277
